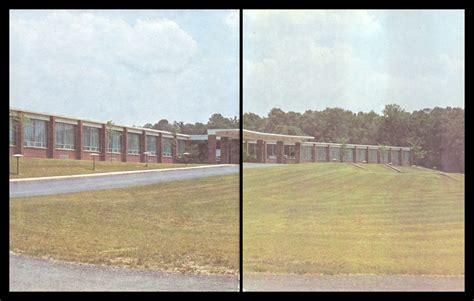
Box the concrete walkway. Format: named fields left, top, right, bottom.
left=10, top=253, right=239, bottom=291
left=244, top=273, right=464, bottom=291
left=10, top=164, right=238, bottom=198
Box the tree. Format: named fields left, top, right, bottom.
left=379, top=145, right=388, bottom=164
left=153, top=119, right=175, bottom=132
left=378, top=104, right=410, bottom=146
left=407, top=137, right=426, bottom=166
left=339, top=138, right=350, bottom=162
left=207, top=113, right=235, bottom=129
left=105, top=120, right=117, bottom=162
left=11, top=111, right=30, bottom=135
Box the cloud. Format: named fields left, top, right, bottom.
left=224, top=10, right=239, bottom=29
left=10, top=11, right=198, bottom=74
left=243, top=10, right=464, bottom=115
left=10, top=10, right=238, bottom=125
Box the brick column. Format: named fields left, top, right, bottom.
left=100, top=124, right=106, bottom=161
left=230, top=138, right=240, bottom=164
left=263, top=141, right=268, bottom=163
left=276, top=141, right=284, bottom=163
left=157, top=133, right=163, bottom=163
left=399, top=148, right=403, bottom=166
left=312, top=144, right=316, bottom=162
left=388, top=147, right=392, bottom=164
left=140, top=130, right=147, bottom=163
left=221, top=137, right=229, bottom=164
left=207, top=134, right=217, bottom=164
left=16, top=113, right=24, bottom=155
left=47, top=116, right=55, bottom=158
left=327, top=145, right=331, bottom=162
left=295, top=142, right=301, bottom=163
left=256, top=140, right=264, bottom=163
left=122, top=128, right=128, bottom=162
left=353, top=147, right=358, bottom=162
left=366, top=147, right=370, bottom=163
left=76, top=120, right=83, bottom=160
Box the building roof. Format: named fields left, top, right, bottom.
left=243, top=129, right=314, bottom=143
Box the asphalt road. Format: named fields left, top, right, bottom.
left=243, top=273, right=464, bottom=291
left=10, top=253, right=239, bottom=292
left=10, top=165, right=239, bottom=198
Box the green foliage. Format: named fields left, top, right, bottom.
left=243, top=105, right=464, bottom=173
left=11, top=111, right=30, bottom=130
left=339, top=138, right=349, bottom=162
left=105, top=120, right=115, bottom=161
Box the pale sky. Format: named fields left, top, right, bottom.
left=244, top=10, right=464, bottom=116
left=10, top=9, right=239, bottom=125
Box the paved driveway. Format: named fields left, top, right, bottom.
left=10, top=253, right=239, bottom=291
left=244, top=273, right=464, bottom=291
left=10, top=165, right=238, bottom=198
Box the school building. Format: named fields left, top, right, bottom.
left=242, top=129, right=413, bottom=166
left=9, top=108, right=190, bottom=164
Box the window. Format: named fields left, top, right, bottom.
left=108, top=130, right=122, bottom=153
left=343, top=148, right=353, bottom=162
left=316, top=146, right=327, bottom=161
left=24, top=119, right=47, bottom=148
left=368, top=149, right=378, bottom=162
left=248, top=143, right=256, bottom=155
left=83, top=126, right=100, bottom=152
left=146, top=135, right=157, bottom=155
left=55, top=123, right=75, bottom=150
left=162, top=137, right=172, bottom=157
left=301, top=145, right=313, bottom=161
left=128, top=133, right=140, bottom=154
left=402, top=150, right=411, bottom=165
left=284, top=145, right=295, bottom=159
left=391, top=149, right=400, bottom=165
left=9, top=116, right=16, bottom=146
left=177, top=139, right=186, bottom=156
left=266, top=144, right=276, bottom=159
left=357, top=148, right=366, bottom=162
left=330, top=147, right=340, bottom=161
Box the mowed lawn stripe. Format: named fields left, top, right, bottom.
left=244, top=163, right=464, bottom=275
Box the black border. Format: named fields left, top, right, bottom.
left=239, top=8, right=244, bottom=293
left=2, top=6, right=471, bottom=299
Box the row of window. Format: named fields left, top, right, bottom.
left=247, top=143, right=296, bottom=159
left=9, top=117, right=183, bottom=156
left=245, top=142, right=410, bottom=164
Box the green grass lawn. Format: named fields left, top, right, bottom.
left=244, top=163, right=464, bottom=276
left=9, top=156, right=204, bottom=179
left=10, top=174, right=239, bottom=275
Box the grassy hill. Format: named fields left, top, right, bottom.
left=10, top=174, right=239, bottom=275
left=244, top=163, right=464, bottom=275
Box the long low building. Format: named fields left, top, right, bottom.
left=9, top=108, right=190, bottom=164
left=242, top=129, right=413, bottom=166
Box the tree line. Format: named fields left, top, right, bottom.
left=243, top=104, right=464, bottom=173
left=141, top=113, right=239, bottom=135
left=140, top=113, right=239, bottom=164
